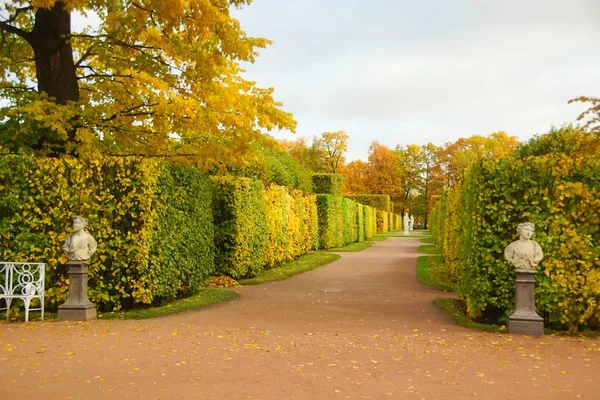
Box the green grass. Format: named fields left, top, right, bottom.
left=1, top=288, right=238, bottom=322
left=434, top=298, right=503, bottom=333
left=417, top=244, right=438, bottom=254
left=238, top=252, right=340, bottom=285
left=327, top=241, right=374, bottom=252
left=419, top=237, right=433, bottom=244
left=416, top=254, right=456, bottom=292
left=98, top=289, right=238, bottom=320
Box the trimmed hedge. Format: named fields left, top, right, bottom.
left=0, top=156, right=214, bottom=311
left=430, top=128, right=600, bottom=330
left=363, top=206, right=377, bottom=239
left=376, top=210, right=389, bottom=233
left=264, top=184, right=318, bottom=268
left=316, top=194, right=375, bottom=249
left=211, top=176, right=267, bottom=278
left=312, top=173, right=344, bottom=196
left=346, top=194, right=391, bottom=212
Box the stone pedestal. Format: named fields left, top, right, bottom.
left=58, top=261, right=97, bottom=321
left=508, top=270, right=543, bottom=335
left=404, top=229, right=409, bottom=236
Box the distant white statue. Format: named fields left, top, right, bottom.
left=409, top=215, right=415, bottom=231
left=403, top=213, right=410, bottom=236
left=63, top=216, right=97, bottom=262
left=504, top=222, right=543, bottom=272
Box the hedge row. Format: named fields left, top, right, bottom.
left=0, top=156, right=214, bottom=311
left=316, top=194, right=378, bottom=249
left=312, top=173, right=344, bottom=196
left=430, top=129, right=600, bottom=330
left=212, top=176, right=319, bottom=278
left=346, top=194, right=391, bottom=212
left=2, top=157, right=401, bottom=312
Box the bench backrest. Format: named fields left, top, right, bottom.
left=0, top=262, right=46, bottom=297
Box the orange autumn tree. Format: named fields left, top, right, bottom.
left=340, top=159, right=368, bottom=194
left=316, top=130, right=349, bottom=173
left=438, top=132, right=519, bottom=185
left=365, top=141, right=402, bottom=196
left=0, top=0, right=295, bottom=167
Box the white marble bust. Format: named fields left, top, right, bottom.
left=63, top=216, right=97, bottom=261
left=504, top=222, right=543, bottom=272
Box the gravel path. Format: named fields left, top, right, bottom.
left=1, top=237, right=598, bottom=400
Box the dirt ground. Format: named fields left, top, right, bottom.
left=1, top=237, right=598, bottom=400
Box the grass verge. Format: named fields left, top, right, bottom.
left=238, top=252, right=340, bottom=285
left=327, top=241, right=374, bottom=252
left=1, top=289, right=238, bottom=322
left=418, top=244, right=438, bottom=254
left=434, top=298, right=503, bottom=332
left=416, top=254, right=456, bottom=292
left=98, top=289, right=238, bottom=320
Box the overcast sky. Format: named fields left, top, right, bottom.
left=231, top=0, right=600, bottom=161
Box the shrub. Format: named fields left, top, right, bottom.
left=312, top=173, right=344, bottom=196
left=211, top=176, right=268, bottom=278
left=432, top=127, right=600, bottom=330
left=0, top=156, right=214, bottom=311
left=346, top=194, right=391, bottom=212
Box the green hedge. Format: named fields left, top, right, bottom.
left=0, top=156, right=214, bottom=311
left=376, top=210, right=389, bottom=233
left=363, top=206, right=377, bottom=239
left=346, top=194, right=391, bottom=212
left=356, top=204, right=365, bottom=242
left=211, top=176, right=267, bottom=278
left=316, top=194, right=369, bottom=249
left=264, top=184, right=318, bottom=268
left=312, top=173, right=344, bottom=196
left=431, top=128, right=600, bottom=330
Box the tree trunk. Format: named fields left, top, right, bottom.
left=30, top=1, right=79, bottom=152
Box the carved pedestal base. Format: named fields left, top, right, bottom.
left=508, top=270, right=543, bottom=335
left=58, top=261, right=97, bottom=321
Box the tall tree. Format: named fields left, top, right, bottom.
left=340, top=159, right=368, bottom=195
left=315, top=130, right=349, bottom=173
left=438, top=132, right=519, bottom=185
left=279, top=136, right=326, bottom=173
left=569, top=96, right=600, bottom=136
left=365, top=141, right=401, bottom=195
left=0, top=0, right=295, bottom=165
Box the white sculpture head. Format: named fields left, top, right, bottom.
left=73, top=216, right=88, bottom=232
left=516, top=222, right=535, bottom=240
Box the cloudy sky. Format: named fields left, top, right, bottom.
left=231, top=0, right=600, bottom=161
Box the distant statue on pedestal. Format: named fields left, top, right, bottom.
left=403, top=213, right=410, bottom=236
left=59, top=216, right=98, bottom=321
left=409, top=215, right=415, bottom=231
left=504, top=221, right=544, bottom=335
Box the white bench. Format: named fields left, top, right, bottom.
left=0, top=262, right=45, bottom=322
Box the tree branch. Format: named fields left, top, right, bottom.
left=0, top=21, right=32, bottom=43
left=75, top=45, right=95, bottom=67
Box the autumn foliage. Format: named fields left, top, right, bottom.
left=0, top=0, right=295, bottom=166
left=430, top=126, right=600, bottom=330
left=0, top=155, right=215, bottom=311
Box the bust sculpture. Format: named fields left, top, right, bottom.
left=503, top=222, right=543, bottom=272
left=62, top=216, right=97, bottom=261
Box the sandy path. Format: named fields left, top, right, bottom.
left=1, top=237, right=598, bottom=400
